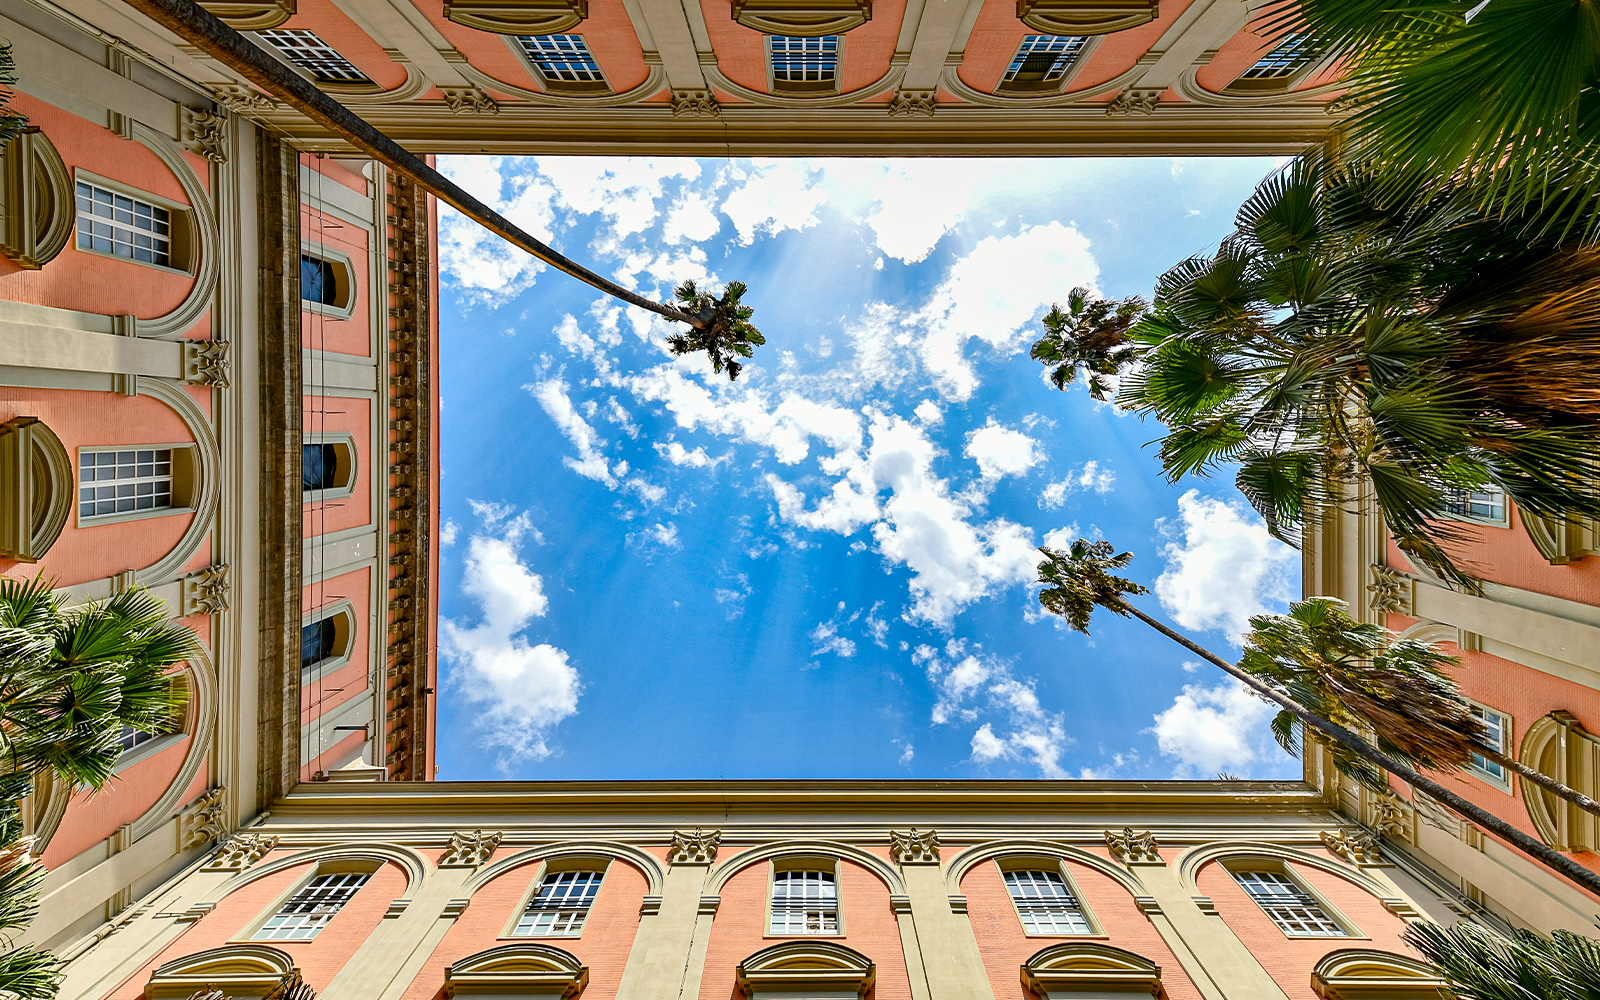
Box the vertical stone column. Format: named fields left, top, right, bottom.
left=1104, top=829, right=1288, bottom=1000
left=323, top=830, right=500, bottom=1000
left=891, top=829, right=994, bottom=1000
left=615, top=828, right=720, bottom=1000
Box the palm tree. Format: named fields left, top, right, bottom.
left=1028, top=287, right=1148, bottom=401
left=0, top=838, right=58, bottom=999
left=666, top=280, right=766, bottom=382
left=1265, top=0, right=1600, bottom=243
left=1405, top=920, right=1600, bottom=1000
left=1035, top=538, right=1600, bottom=898
left=0, top=577, right=197, bottom=840
left=1088, top=154, right=1600, bottom=589
left=1243, top=597, right=1600, bottom=822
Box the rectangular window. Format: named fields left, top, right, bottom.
left=1238, top=32, right=1317, bottom=81
left=78, top=449, right=174, bottom=519
left=771, top=869, right=837, bottom=934
left=1234, top=870, right=1345, bottom=936
left=1004, top=869, right=1092, bottom=934
left=301, top=617, right=337, bottom=673
left=1002, top=35, right=1088, bottom=85
left=516, top=35, right=605, bottom=84
left=514, top=870, right=603, bottom=936
left=253, top=872, right=369, bottom=940
left=255, top=29, right=370, bottom=83
left=1443, top=487, right=1507, bottom=524
left=1469, top=705, right=1510, bottom=783
left=769, top=36, right=839, bottom=86
left=303, top=443, right=340, bottom=492
left=75, top=181, right=172, bottom=268
left=119, top=725, right=158, bottom=753
left=301, top=255, right=338, bottom=305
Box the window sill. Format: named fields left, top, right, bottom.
left=302, top=299, right=358, bottom=321
left=78, top=505, right=194, bottom=528
left=499, top=933, right=585, bottom=941
left=72, top=243, right=193, bottom=277
left=112, top=732, right=187, bottom=775
left=763, top=931, right=845, bottom=939
left=303, top=485, right=357, bottom=503
left=1467, top=766, right=1514, bottom=794
left=1021, top=931, right=1108, bottom=939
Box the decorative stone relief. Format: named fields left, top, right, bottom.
left=667, top=827, right=721, bottom=865
left=184, top=340, right=232, bottom=388
left=180, top=786, right=228, bottom=848
left=1369, top=791, right=1415, bottom=842
left=729, top=0, right=870, bottom=37
left=1105, top=827, right=1162, bottom=865
left=671, top=90, right=721, bottom=117
left=180, top=106, right=228, bottom=163
left=1324, top=94, right=1360, bottom=116
left=180, top=565, right=231, bottom=616
left=887, top=90, right=936, bottom=117
left=1106, top=88, right=1161, bottom=116
left=1321, top=828, right=1383, bottom=866
left=204, top=832, right=278, bottom=870
left=889, top=827, right=940, bottom=865
left=438, top=829, right=502, bottom=867
left=440, top=86, right=499, bottom=115
left=212, top=84, right=280, bottom=115
left=1367, top=565, right=1413, bottom=615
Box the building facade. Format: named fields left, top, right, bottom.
left=54, top=781, right=1460, bottom=1000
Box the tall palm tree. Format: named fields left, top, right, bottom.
left=1036, top=538, right=1600, bottom=898
left=1405, top=920, right=1600, bottom=1000
left=1060, top=154, right=1600, bottom=588
left=1266, top=0, right=1600, bottom=243
left=0, top=577, right=197, bottom=840
left=1243, top=597, right=1600, bottom=821
left=0, top=838, right=58, bottom=999
left=666, top=280, right=766, bottom=382
left=1028, top=287, right=1148, bottom=401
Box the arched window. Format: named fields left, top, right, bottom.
left=1522, top=711, right=1600, bottom=851
left=1225, top=32, right=1322, bottom=95
left=0, top=131, right=74, bottom=270
left=769, top=861, right=840, bottom=935
left=301, top=601, right=356, bottom=679
left=512, top=867, right=605, bottom=936
left=1230, top=867, right=1351, bottom=937
left=1000, top=863, right=1095, bottom=935
left=0, top=416, right=71, bottom=561
left=251, top=868, right=372, bottom=941
left=1020, top=942, right=1162, bottom=999
left=302, top=433, right=357, bottom=498
left=73, top=172, right=196, bottom=274
left=298, top=243, right=357, bottom=318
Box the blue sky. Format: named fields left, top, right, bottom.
left=432, top=156, right=1303, bottom=782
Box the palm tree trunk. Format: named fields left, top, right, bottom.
left=128, top=0, right=705, bottom=331
left=1119, top=602, right=1600, bottom=900
left=1473, top=746, right=1600, bottom=820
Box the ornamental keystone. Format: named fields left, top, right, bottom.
left=1322, top=828, right=1384, bottom=866
left=1105, top=827, right=1162, bottom=865
left=204, top=833, right=278, bottom=870
left=438, top=829, right=502, bottom=867
left=667, top=828, right=721, bottom=865
left=889, top=827, right=940, bottom=865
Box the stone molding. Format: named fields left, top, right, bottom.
left=888, top=827, right=940, bottom=865
left=204, top=833, right=279, bottom=870
left=179, top=786, right=228, bottom=849
left=179, top=106, right=228, bottom=163
left=1368, top=565, right=1414, bottom=616
left=183, top=339, right=232, bottom=388
left=1321, top=828, right=1384, bottom=866
left=439, top=829, right=503, bottom=868
left=668, top=828, right=721, bottom=866
left=670, top=90, right=721, bottom=117
left=1104, top=827, right=1162, bottom=865
left=1106, top=87, right=1162, bottom=116
left=887, top=90, right=936, bottom=117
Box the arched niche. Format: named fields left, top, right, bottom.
left=736, top=940, right=875, bottom=998
left=0, top=130, right=74, bottom=270
left=730, top=0, right=872, bottom=37
left=444, top=942, right=588, bottom=998
left=1523, top=511, right=1599, bottom=565
left=706, top=839, right=906, bottom=896
left=0, top=416, right=71, bottom=561
left=1015, top=0, right=1157, bottom=35
left=443, top=0, right=587, bottom=34
left=1311, top=949, right=1445, bottom=999
left=1020, top=941, right=1163, bottom=998
left=143, top=944, right=300, bottom=999
left=1521, top=711, right=1600, bottom=851
left=1176, top=841, right=1391, bottom=900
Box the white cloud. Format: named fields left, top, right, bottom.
left=655, top=440, right=721, bottom=468
left=1039, top=461, right=1116, bottom=509
left=810, top=620, right=857, bottom=658
left=913, top=400, right=942, bottom=425
left=630, top=521, right=681, bottom=551
left=440, top=507, right=579, bottom=766
left=535, top=157, right=701, bottom=243
left=1154, top=490, right=1297, bottom=642
left=1150, top=679, right=1275, bottom=777
left=1040, top=524, right=1079, bottom=552
left=924, top=641, right=1070, bottom=778
left=720, top=160, right=829, bottom=245
left=436, top=157, right=557, bottom=303
left=529, top=378, right=618, bottom=486
left=865, top=161, right=987, bottom=263
left=966, top=419, right=1043, bottom=481
left=440, top=520, right=459, bottom=546
left=664, top=192, right=722, bottom=244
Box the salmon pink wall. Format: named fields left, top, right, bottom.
left=1396, top=508, right=1600, bottom=605
left=959, top=0, right=1186, bottom=94
left=107, top=855, right=409, bottom=998
left=699, top=847, right=912, bottom=1000
left=0, top=95, right=198, bottom=317
left=421, top=0, right=649, bottom=96
left=39, top=739, right=189, bottom=868
left=700, top=1, right=907, bottom=98
left=301, top=395, right=373, bottom=535
left=0, top=388, right=200, bottom=587
left=399, top=848, right=648, bottom=1000
left=277, top=0, right=408, bottom=90
left=301, top=153, right=368, bottom=196
left=300, top=204, right=372, bottom=359
left=301, top=567, right=372, bottom=725
left=1196, top=852, right=1418, bottom=1000
left=960, top=851, right=1199, bottom=1000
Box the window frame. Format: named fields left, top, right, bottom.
left=508, top=34, right=612, bottom=94
left=71, top=169, right=194, bottom=276
left=1225, top=860, right=1361, bottom=940
left=252, top=28, right=374, bottom=87
left=767, top=35, right=843, bottom=95
left=995, top=35, right=1099, bottom=94
left=1224, top=31, right=1327, bottom=95
left=994, top=856, right=1102, bottom=937
left=766, top=856, right=844, bottom=937
left=501, top=857, right=611, bottom=939
left=302, top=431, right=359, bottom=502
left=235, top=860, right=377, bottom=943
left=112, top=673, right=192, bottom=775
left=301, top=599, right=357, bottom=682
left=1439, top=486, right=1510, bottom=528
left=1466, top=700, right=1514, bottom=793
left=299, top=240, right=358, bottom=320
left=74, top=443, right=197, bottom=527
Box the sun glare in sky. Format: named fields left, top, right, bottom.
left=433, top=156, right=1301, bottom=783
